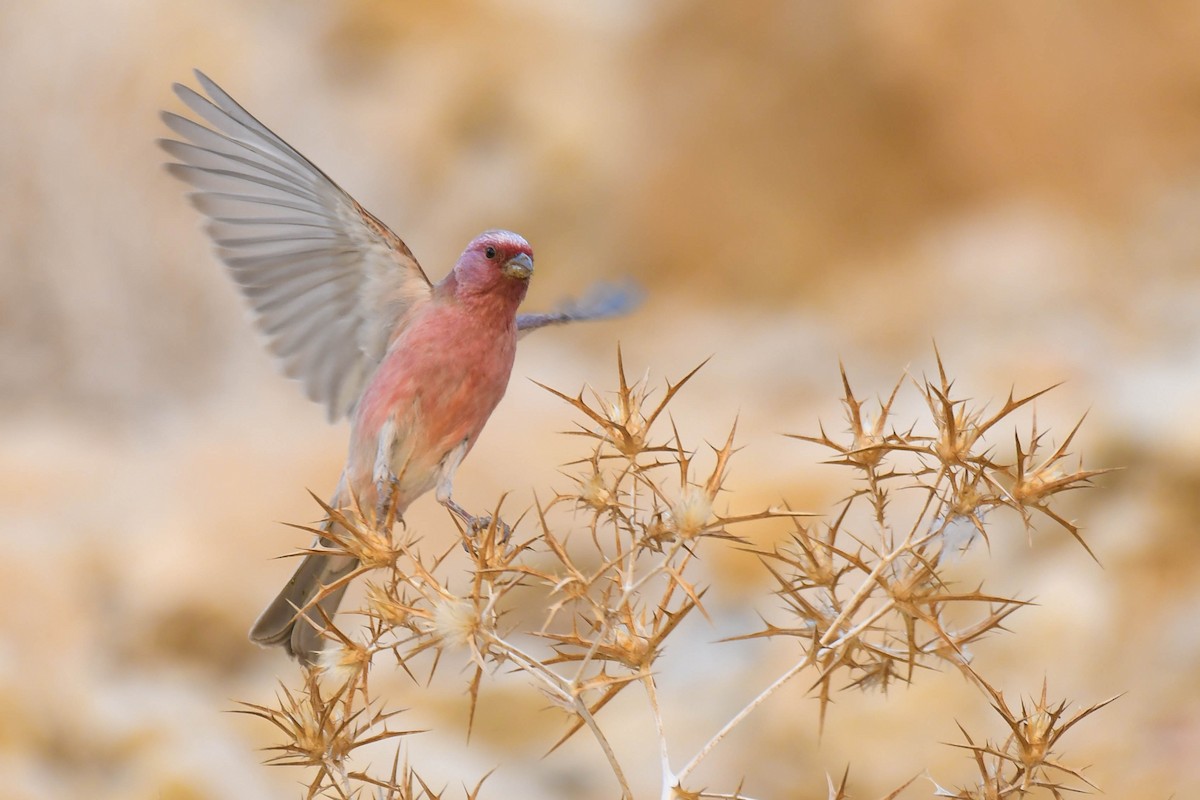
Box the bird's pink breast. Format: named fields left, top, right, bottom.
left=346, top=297, right=518, bottom=509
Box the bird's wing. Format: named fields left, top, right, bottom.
left=516, top=281, right=643, bottom=339
left=160, top=70, right=433, bottom=421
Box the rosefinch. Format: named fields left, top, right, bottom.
left=161, top=71, right=638, bottom=663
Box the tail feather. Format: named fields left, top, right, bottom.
left=250, top=547, right=359, bottom=664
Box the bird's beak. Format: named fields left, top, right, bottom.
left=503, top=252, right=534, bottom=280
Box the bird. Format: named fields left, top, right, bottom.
left=160, top=70, right=639, bottom=664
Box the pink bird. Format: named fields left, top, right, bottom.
left=161, top=71, right=638, bottom=663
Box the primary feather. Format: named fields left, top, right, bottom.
left=161, top=70, right=432, bottom=421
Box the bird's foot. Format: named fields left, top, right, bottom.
left=457, top=514, right=513, bottom=561
left=443, top=498, right=511, bottom=543
left=466, top=514, right=512, bottom=543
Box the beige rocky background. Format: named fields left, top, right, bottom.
left=2, top=1, right=1199, bottom=798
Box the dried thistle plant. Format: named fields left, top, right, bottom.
left=240, top=349, right=1113, bottom=800
left=933, top=676, right=1117, bottom=799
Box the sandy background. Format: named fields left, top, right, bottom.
left=3, top=2, right=1199, bottom=798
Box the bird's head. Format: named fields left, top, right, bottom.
left=451, top=230, right=534, bottom=302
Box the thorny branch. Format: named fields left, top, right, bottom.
left=241, top=350, right=1112, bottom=799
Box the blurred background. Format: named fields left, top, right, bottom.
left=3, top=1, right=1199, bottom=797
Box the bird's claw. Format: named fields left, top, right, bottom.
left=467, top=514, right=511, bottom=543
left=443, top=496, right=511, bottom=549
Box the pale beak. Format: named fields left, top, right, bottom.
left=503, top=252, right=534, bottom=280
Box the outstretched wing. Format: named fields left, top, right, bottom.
left=516, top=281, right=642, bottom=338
left=161, top=70, right=432, bottom=421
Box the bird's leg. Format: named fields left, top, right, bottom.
left=439, top=492, right=477, bottom=529
left=372, top=417, right=401, bottom=525
left=439, top=481, right=508, bottom=539
left=436, top=440, right=510, bottom=541
left=375, top=474, right=403, bottom=528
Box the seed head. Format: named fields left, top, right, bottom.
left=670, top=486, right=713, bottom=539
left=317, top=637, right=370, bottom=689
left=430, top=597, right=481, bottom=648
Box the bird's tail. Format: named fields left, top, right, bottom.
left=249, top=543, right=359, bottom=665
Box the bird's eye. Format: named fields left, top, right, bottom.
left=485, top=246, right=497, bottom=259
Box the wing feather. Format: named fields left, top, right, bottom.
left=516, top=281, right=642, bottom=338
left=162, top=70, right=432, bottom=420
